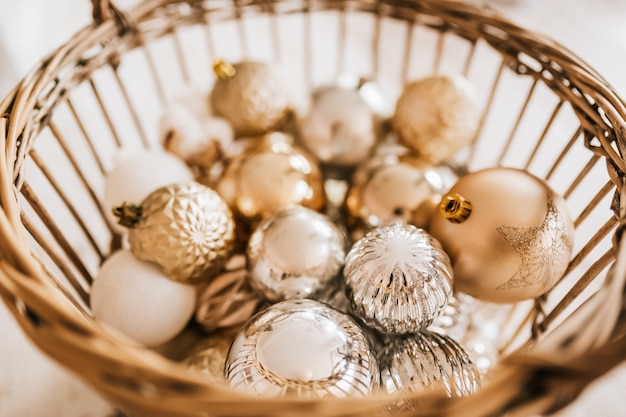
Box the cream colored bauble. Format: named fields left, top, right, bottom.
left=298, top=86, right=378, bottom=167
left=103, top=150, right=194, bottom=233
left=429, top=167, right=575, bottom=303
left=90, top=250, right=196, bottom=347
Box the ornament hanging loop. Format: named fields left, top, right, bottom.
left=440, top=193, right=472, bottom=223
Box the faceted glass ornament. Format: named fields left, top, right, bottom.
left=247, top=206, right=346, bottom=302
left=344, top=223, right=453, bottom=334
left=124, top=181, right=235, bottom=284
left=225, top=299, right=379, bottom=398
left=380, top=331, right=480, bottom=398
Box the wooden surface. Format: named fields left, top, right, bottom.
left=1, top=0, right=626, bottom=416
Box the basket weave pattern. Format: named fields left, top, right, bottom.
left=1, top=0, right=626, bottom=416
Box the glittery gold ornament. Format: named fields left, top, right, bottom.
left=346, top=151, right=458, bottom=229
left=114, top=181, right=235, bottom=284
left=216, top=132, right=324, bottom=222
left=195, top=254, right=264, bottom=332
left=393, top=75, right=479, bottom=164
left=184, top=332, right=236, bottom=381
left=429, top=167, right=575, bottom=303
left=344, top=223, right=453, bottom=334
left=210, top=60, right=291, bottom=136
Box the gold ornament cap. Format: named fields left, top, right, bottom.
left=439, top=193, right=472, bottom=223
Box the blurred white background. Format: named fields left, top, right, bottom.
left=0, top=0, right=626, bottom=416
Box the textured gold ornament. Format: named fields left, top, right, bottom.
left=216, top=133, right=325, bottom=222
left=184, top=331, right=236, bottom=382
left=210, top=60, right=291, bottom=136
left=195, top=254, right=264, bottom=332
left=116, top=181, right=236, bottom=284
left=429, top=167, right=575, bottom=303
left=393, top=75, right=480, bottom=164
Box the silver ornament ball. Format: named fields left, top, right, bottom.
left=247, top=206, right=346, bottom=302
left=380, top=331, right=480, bottom=398
left=344, top=223, right=453, bottom=334
left=225, top=299, right=379, bottom=398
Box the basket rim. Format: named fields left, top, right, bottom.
left=1, top=1, right=626, bottom=416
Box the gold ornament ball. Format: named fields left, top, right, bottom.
left=429, top=167, right=575, bottom=303
left=393, top=75, right=480, bottom=164
left=346, top=152, right=457, bottom=229
left=115, top=181, right=235, bottom=284
left=216, top=133, right=325, bottom=222
left=210, top=60, right=291, bottom=136
left=184, top=332, right=235, bottom=382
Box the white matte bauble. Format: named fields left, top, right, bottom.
left=90, top=250, right=196, bottom=347
left=160, top=100, right=234, bottom=169
left=103, top=150, right=194, bottom=233
left=299, top=86, right=378, bottom=167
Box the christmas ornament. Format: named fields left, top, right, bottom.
left=314, top=278, right=352, bottom=315
left=216, top=132, right=324, bottom=222
left=427, top=292, right=474, bottom=342
left=195, top=254, right=264, bottom=332
left=184, top=332, right=235, bottom=381
left=298, top=86, right=378, bottom=168
left=103, top=149, right=194, bottom=233
left=225, top=299, right=379, bottom=398
left=247, top=206, right=346, bottom=302
left=344, top=223, right=453, bottom=334
left=429, top=167, right=575, bottom=303
left=114, top=181, right=235, bottom=284
left=210, top=60, right=291, bottom=135
left=346, top=151, right=458, bottom=229
left=380, top=331, right=480, bottom=398
left=393, top=75, right=480, bottom=163
left=160, top=98, right=234, bottom=170
left=90, top=250, right=196, bottom=347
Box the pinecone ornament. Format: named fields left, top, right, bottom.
left=114, top=181, right=235, bottom=284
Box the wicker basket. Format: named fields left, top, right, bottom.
left=1, top=0, right=626, bottom=416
